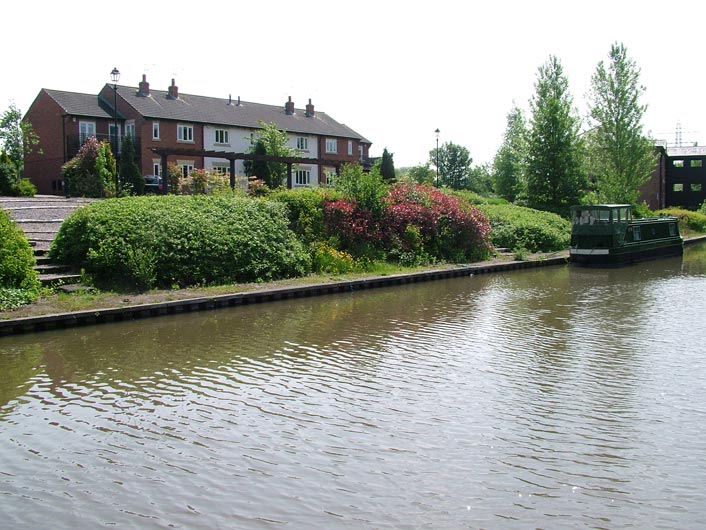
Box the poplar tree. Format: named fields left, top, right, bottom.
left=380, top=147, right=395, bottom=182
left=587, top=42, right=655, bottom=204
left=493, top=104, right=527, bottom=202
left=525, top=55, right=586, bottom=213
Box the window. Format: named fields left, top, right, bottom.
left=692, top=183, right=703, bottom=192
left=673, top=159, right=684, bottom=168
left=215, top=129, right=229, bottom=144
left=633, top=226, right=642, bottom=241
left=294, top=169, right=311, bottom=186
left=297, top=137, right=309, bottom=150
left=152, top=160, right=161, bottom=176
left=178, top=124, right=194, bottom=142
left=670, top=223, right=678, bottom=237
left=152, top=121, right=160, bottom=140
left=673, top=183, right=684, bottom=192
left=125, top=120, right=135, bottom=138
left=211, top=163, right=230, bottom=176
left=691, top=159, right=703, bottom=168
left=178, top=161, right=194, bottom=177
left=348, top=140, right=353, bottom=156
left=325, top=138, right=337, bottom=153
left=324, top=167, right=337, bottom=185
left=79, top=121, right=96, bottom=144
left=358, top=146, right=363, bottom=161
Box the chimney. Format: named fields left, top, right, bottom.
left=167, top=78, right=179, bottom=100
left=138, top=74, right=150, bottom=97
left=305, top=98, right=315, bottom=118
left=228, top=94, right=233, bottom=106
left=285, top=96, right=294, bottom=115
left=237, top=96, right=241, bottom=106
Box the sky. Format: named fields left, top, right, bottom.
left=4, top=0, right=705, bottom=168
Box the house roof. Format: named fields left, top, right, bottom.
left=43, top=88, right=124, bottom=120
left=112, top=84, right=371, bottom=144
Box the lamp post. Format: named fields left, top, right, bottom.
left=110, top=67, right=120, bottom=194
left=435, top=128, right=440, bottom=187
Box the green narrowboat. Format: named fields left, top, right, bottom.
left=569, top=204, right=683, bottom=266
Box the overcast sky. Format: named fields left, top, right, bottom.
left=4, top=0, right=704, bottom=168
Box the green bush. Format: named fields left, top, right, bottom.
left=477, top=203, right=571, bottom=252
left=268, top=187, right=339, bottom=245
left=310, top=242, right=355, bottom=274
left=0, top=209, right=39, bottom=290
left=0, top=161, right=18, bottom=195
left=50, top=195, right=311, bottom=290
left=657, top=208, right=706, bottom=233
left=17, top=178, right=36, bottom=197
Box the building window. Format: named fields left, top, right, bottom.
left=215, top=129, right=229, bottom=144
left=297, top=137, right=309, bottom=151
left=152, top=160, right=161, bottom=176
left=348, top=140, right=353, bottom=156
left=211, top=164, right=230, bottom=176
left=673, top=183, right=684, bottom=192
left=692, top=183, right=703, bottom=192
left=178, top=124, right=194, bottom=142
left=691, top=159, right=703, bottom=168
left=152, top=121, right=160, bottom=140
left=294, top=169, right=311, bottom=186
left=178, top=161, right=194, bottom=177
left=79, top=121, right=96, bottom=144
left=125, top=120, right=135, bottom=138
left=325, top=138, right=337, bottom=153
left=324, top=167, right=337, bottom=185
left=358, top=146, right=364, bottom=161
left=673, top=160, right=684, bottom=168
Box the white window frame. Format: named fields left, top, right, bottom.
left=324, top=167, right=337, bottom=185
left=211, top=163, right=230, bottom=176
left=125, top=120, right=135, bottom=139
left=215, top=129, right=229, bottom=145
left=152, top=160, right=161, bottom=176
left=152, top=121, right=160, bottom=140
left=79, top=121, right=96, bottom=144
left=178, top=124, right=194, bottom=143
left=177, top=160, right=195, bottom=177
left=348, top=140, right=353, bottom=156
left=294, top=168, right=311, bottom=187
left=358, top=146, right=364, bottom=161
left=325, top=138, right=337, bottom=154
left=297, top=137, right=309, bottom=151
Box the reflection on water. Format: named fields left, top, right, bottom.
left=1, top=243, right=706, bottom=529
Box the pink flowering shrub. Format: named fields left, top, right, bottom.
left=324, top=182, right=492, bottom=264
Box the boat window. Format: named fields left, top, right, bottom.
left=669, top=223, right=677, bottom=237
left=633, top=226, right=642, bottom=241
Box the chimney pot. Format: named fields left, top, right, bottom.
left=167, top=79, right=179, bottom=100
left=305, top=98, right=315, bottom=118
left=138, top=74, right=150, bottom=97
left=285, top=96, right=295, bottom=115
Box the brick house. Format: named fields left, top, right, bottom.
left=23, top=75, right=372, bottom=195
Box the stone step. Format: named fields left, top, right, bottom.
left=38, top=272, right=82, bottom=287
left=35, top=263, right=72, bottom=274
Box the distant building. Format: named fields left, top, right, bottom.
left=23, top=75, right=372, bottom=195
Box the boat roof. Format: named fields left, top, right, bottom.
left=570, top=204, right=631, bottom=211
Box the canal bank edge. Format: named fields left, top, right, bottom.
left=1, top=256, right=568, bottom=336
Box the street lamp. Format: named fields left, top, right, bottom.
left=435, top=128, right=440, bottom=187
left=110, top=67, right=120, bottom=194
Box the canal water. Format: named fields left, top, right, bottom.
left=2, top=244, right=706, bottom=529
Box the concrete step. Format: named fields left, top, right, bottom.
left=38, top=272, right=82, bottom=287
left=35, top=263, right=72, bottom=274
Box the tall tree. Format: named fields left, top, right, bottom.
left=0, top=103, right=41, bottom=174
left=429, top=141, right=472, bottom=190
left=525, top=55, right=586, bottom=213
left=380, top=147, right=395, bottom=182
left=587, top=42, right=655, bottom=204
left=119, top=134, right=144, bottom=195
left=493, top=104, right=527, bottom=202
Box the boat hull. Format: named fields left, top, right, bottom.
left=570, top=239, right=683, bottom=266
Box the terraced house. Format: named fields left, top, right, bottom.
left=23, top=74, right=372, bottom=195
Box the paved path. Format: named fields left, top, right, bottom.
left=0, top=195, right=95, bottom=253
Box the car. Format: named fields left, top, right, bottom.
left=143, top=175, right=163, bottom=193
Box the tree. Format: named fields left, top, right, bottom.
left=119, top=134, right=144, bottom=195
left=62, top=137, right=115, bottom=197
left=246, top=121, right=295, bottom=189
left=525, top=55, right=586, bottom=213
left=587, top=42, right=655, bottom=204
left=380, top=147, right=395, bottom=182
left=493, top=104, right=527, bottom=202
left=429, top=142, right=473, bottom=190
left=406, top=163, right=436, bottom=185
left=0, top=103, right=41, bottom=174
